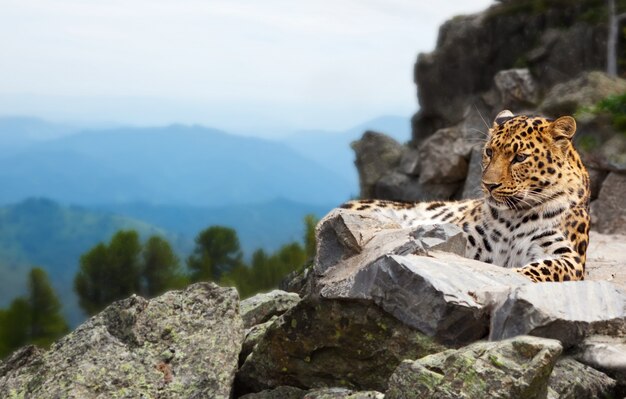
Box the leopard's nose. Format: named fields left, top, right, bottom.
left=483, top=182, right=502, bottom=192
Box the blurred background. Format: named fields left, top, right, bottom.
left=1, top=0, right=625, bottom=358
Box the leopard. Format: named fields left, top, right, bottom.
left=339, top=110, right=591, bottom=282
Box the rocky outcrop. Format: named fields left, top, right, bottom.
left=351, top=132, right=405, bottom=198
left=591, top=172, right=626, bottom=234
left=0, top=283, right=244, bottom=399
left=541, top=71, right=626, bottom=116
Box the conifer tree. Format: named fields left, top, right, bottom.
left=27, top=267, right=69, bottom=347
left=187, top=226, right=242, bottom=282
left=142, top=235, right=184, bottom=297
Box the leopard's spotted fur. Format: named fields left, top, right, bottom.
left=340, top=110, right=590, bottom=282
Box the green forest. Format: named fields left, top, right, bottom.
left=0, top=215, right=317, bottom=359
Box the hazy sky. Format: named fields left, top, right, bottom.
left=0, top=0, right=493, bottom=134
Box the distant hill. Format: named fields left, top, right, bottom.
left=281, top=115, right=411, bottom=191
left=0, top=116, right=79, bottom=155
left=0, top=198, right=170, bottom=326
left=0, top=197, right=333, bottom=326
left=95, top=198, right=333, bottom=256
left=0, top=124, right=352, bottom=207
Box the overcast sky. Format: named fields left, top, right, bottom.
left=0, top=0, right=494, bottom=134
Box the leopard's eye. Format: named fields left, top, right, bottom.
left=485, top=148, right=493, bottom=157
left=513, top=154, right=527, bottom=163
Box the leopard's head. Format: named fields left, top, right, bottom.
left=481, top=110, right=588, bottom=210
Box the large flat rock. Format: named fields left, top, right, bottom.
left=490, top=281, right=626, bottom=347
left=0, top=283, right=244, bottom=399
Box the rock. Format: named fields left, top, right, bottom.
left=0, top=283, right=244, bottom=399
left=240, top=387, right=384, bottom=399
left=303, top=388, right=384, bottom=399
left=591, top=172, right=626, bottom=234
left=412, top=4, right=606, bottom=142
left=547, top=357, right=616, bottom=399
left=325, top=251, right=527, bottom=346
left=587, top=167, right=608, bottom=201
left=528, top=26, right=606, bottom=90
left=315, top=210, right=527, bottom=345
left=374, top=171, right=460, bottom=202
left=541, top=71, right=626, bottom=116
left=351, top=132, right=405, bottom=199
left=489, top=281, right=626, bottom=348
left=236, top=298, right=447, bottom=393
left=574, top=335, right=626, bottom=386
left=241, top=290, right=301, bottom=328
left=418, top=127, right=473, bottom=184
left=241, top=316, right=278, bottom=364
left=314, top=211, right=466, bottom=276
left=494, top=68, right=538, bottom=108
left=398, top=148, right=420, bottom=176
left=385, top=335, right=563, bottom=399
left=460, top=148, right=484, bottom=199
left=239, top=386, right=306, bottom=399
left=585, top=231, right=626, bottom=294
left=280, top=266, right=314, bottom=296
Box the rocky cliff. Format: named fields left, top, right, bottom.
left=353, top=0, right=626, bottom=235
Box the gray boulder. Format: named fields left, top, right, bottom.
left=236, top=298, right=447, bottom=393
left=324, top=251, right=528, bottom=346
left=241, top=316, right=278, bottom=364
left=575, top=335, right=626, bottom=386
left=547, top=357, right=616, bottom=399
left=351, top=132, right=405, bottom=199
left=374, top=171, right=459, bottom=202
left=489, top=281, right=626, bottom=348
left=494, top=68, right=538, bottom=108
left=385, top=335, right=563, bottom=399
left=540, top=71, right=626, bottom=116
left=241, top=290, right=301, bottom=328
left=460, top=148, right=484, bottom=199
left=591, top=172, right=626, bottom=234
left=0, top=283, right=244, bottom=399
left=418, top=126, right=472, bottom=184
left=239, top=386, right=306, bottom=399
left=315, top=210, right=527, bottom=345
left=240, top=387, right=384, bottom=399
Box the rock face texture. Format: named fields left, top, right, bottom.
left=591, top=172, right=626, bottom=234
left=351, top=132, right=405, bottom=198
left=237, top=298, right=446, bottom=393
left=489, top=281, right=626, bottom=347
left=0, top=283, right=244, bottom=399
left=385, top=336, right=563, bottom=399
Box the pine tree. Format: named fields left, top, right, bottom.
left=187, top=226, right=242, bottom=282
left=74, top=230, right=142, bottom=315
left=27, top=268, right=69, bottom=347
left=142, top=235, right=184, bottom=297
left=303, top=214, right=318, bottom=260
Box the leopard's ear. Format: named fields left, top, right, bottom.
left=551, top=116, right=577, bottom=141
left=493, top=110, right=514, bottom=127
